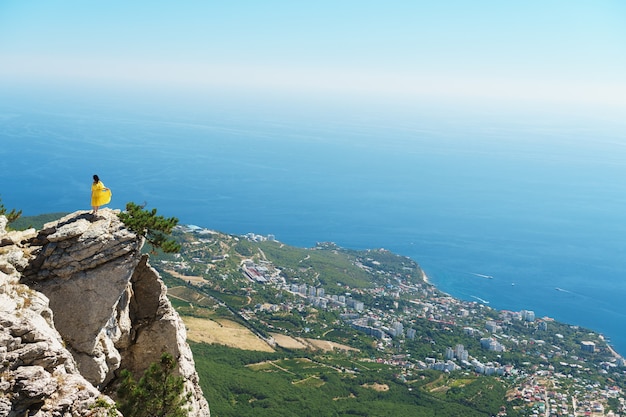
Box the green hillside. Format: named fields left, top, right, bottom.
left=191, top=343, right=508, bottom=417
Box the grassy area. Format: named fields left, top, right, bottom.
left=183, top=316, right=275, bottom=352
left=257, top=240, right=412, bottom=289
left=191, top=343, right=505, bottom=417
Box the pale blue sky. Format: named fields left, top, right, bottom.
left=1, top=1, right=625, bottom=116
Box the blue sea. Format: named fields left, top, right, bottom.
left=2, top=90, right=626, bottom=354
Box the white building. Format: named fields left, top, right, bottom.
left=406, top=328, right=416, bottom=340
left=485, top=320, right=499, bottom=333
left=445, top=347, right=454, bottom=360
left=521, top=310, right=535, bottom=322
left=581, top=341, right=596, bottom=353
left=480, top=337, right=506, bottom=352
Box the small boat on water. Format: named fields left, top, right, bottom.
left=471, top=273, right=493, bottom=279
left=471, top=295, right=490, bottom=304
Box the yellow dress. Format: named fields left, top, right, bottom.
left=91, top=181, right=112, bottom=206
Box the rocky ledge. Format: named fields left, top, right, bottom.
left=0, top=209, right=210, bottom=417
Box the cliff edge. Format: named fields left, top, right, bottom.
left=0, top=209, right=210, bottom=416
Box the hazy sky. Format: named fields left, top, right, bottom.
left=1, top=1, right=626, bottom=117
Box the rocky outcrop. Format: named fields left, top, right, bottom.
left=22, top=211, right=142, bottom=385
left=1, top=209, right=210, bottom=416
left=0, top=216, right=115, bottom=416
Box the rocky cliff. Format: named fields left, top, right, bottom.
left=0, top=209, right=210, bottom=417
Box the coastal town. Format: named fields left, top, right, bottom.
left=158, top=225, right=626, bottom=416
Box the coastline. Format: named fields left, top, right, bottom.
left=416, top=257, right=623, bottom=358
left=608, top=344, right=625, bottom=362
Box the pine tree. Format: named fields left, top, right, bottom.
left=117, top=353, right=191, bottom=417
left=0, top=197, right=22, bottom=223
left=117, top=202, right=181, bottom=253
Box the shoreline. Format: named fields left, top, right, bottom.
left=608, top=344, right=625, bottom=362
left=418, top=260, right=624, bottom=359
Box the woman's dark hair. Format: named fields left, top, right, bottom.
left=93, top=175, right=100, bottom=183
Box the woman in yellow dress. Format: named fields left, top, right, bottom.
left=91, top=174, right=111, bottom=214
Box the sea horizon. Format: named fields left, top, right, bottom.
left=2, top=96, right=626, bottom=355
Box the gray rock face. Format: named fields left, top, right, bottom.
left=0, top=266, right=111, bottom=416
left=1, top=209, right=210, bottom=417
left=121, top=256, right=209, bottom=414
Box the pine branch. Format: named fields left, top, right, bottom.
left=118, top=202, right=181, bottom=253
